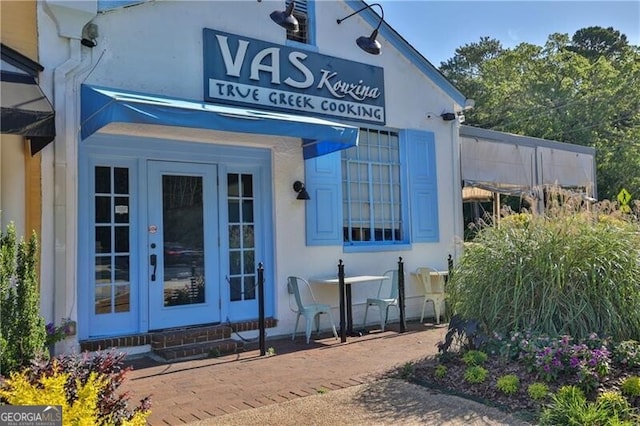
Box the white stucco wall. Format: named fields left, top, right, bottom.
left=37, top=0, right=464, bottom=343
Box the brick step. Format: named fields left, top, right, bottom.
left=79, top=318, right=278, bottom=362
left=150, top=324, right=232, bottom=350
left=153, top=339, right=242, bottom=362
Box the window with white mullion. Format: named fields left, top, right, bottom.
left=342, top=128, right=403, bottom=244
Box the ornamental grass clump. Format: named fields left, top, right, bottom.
left=464, top=366, right=488, bottom=384
left=621, top=376, right=640, bottom=398
left=462, top=350, right=488, bottom=366
left=540, top=385, right=640, bottom=425
left=496, top=374, right=519, bottom=395
left=434, top=364, right=447, bottom=379
left=448, top=190, right=640, bottom=342
left=527, top=382, right=549, bottom=401
left=595, top=391, right=633, bottom=419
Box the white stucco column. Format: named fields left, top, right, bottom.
left=44, top=0, right=97, bottom=347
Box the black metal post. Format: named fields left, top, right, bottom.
left=447, top=253, right=454, bottom=283
left=397, top=256, right=406, bottom=332
left=258, top=262, right=266, bottom=356
left=338, top=259, right=347, bottom=343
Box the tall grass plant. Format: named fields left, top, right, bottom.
left=447, top=190, right=640, bottom=341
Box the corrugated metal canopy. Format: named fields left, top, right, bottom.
left=1, top=44, right=55, bottom=155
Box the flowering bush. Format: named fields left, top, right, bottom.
left=613, top=340, right=640, bottom=368
left=45, top=318, right=75, bottom=346
left=494, top=331, right=612, bottom=390
left=21, top=349, right=152, bottom=424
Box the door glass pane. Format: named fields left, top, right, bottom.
left=114, top=285, right=130, bottom=312
left=95, top=167, right=110, bottom=193
left=227, top=173, right=256, bottom=301
left=162, top=174, right=206, bottom=307
left=95, top=285, right=112, bottom=314
left=114, top=168, right=129, bottom=194
left=95, top=197, right=111, bottom=223
left=95, top=227, right=111, bottom=253
left=114, top=227, right=129, bottom=253
left=93, top=166, right=131, bottom=314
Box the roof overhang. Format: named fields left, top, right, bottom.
left=1, top=44, right=56, bottom=155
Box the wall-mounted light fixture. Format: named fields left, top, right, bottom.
left=336, top=3, right=384, bottom=55
left=293, top=181, right=310, bottom=200
left=270, top=1, right=299, bottom=32
left=441, top=112, right=456, bottom=121
left=81, top=22, right=98, bottom=48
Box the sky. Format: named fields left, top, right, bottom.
left=375, top=1, right=640, bottom=66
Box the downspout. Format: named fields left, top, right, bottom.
left=45, top=0, right=97, bottom=348
left=450, top=116, right=463, bottom=263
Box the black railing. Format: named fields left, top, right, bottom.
left=258, top=263, right=266, bottom=356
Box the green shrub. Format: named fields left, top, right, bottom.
left=0, top=223, right=46, bottom=374
left=0, top=368, right=149, bottom=425
left=527, top=382, right=549, bottom=401
left=540, top=385, right=591, bottom=425
left=399, top=362, right=414, bottom=379
left=434, top=364, right=447, bottom=379
left=540, top=385, right=639, bottom=425
left=20, top=350, right=152, bottom=425
left=462, top=350, right=488, bottom=366
left=613, top=341, right=640, bottom=368
left=447, top=192, right=640, bottom=342
left=496, top=374, right=519, bottom=395
left=621, top=376, right=640, bottom=397
left=596, top=391, right=632, bottom=418
left=464, top=366, right=488, bottom=384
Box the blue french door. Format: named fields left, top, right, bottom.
left=147, top=161, right=220, bottom=330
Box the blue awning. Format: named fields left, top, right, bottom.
left=81, top=85, right=359, bottom=159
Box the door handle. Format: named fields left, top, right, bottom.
left=150, top=254, right=157, bottom=281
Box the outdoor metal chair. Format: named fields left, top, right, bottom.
left=416, top=266, right=446, bottom=324
left=362, top=269, right=399, bottom=331
left=287, top=276, right=339, bottom=344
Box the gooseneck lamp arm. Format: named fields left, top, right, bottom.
left=336, top=3, right=384, bottom=29
left=336, top=3, right=385, bottom=55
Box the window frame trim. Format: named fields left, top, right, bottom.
left=341, top=127, right=411, bottom=250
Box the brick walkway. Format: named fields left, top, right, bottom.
left=121, top=321, right=448, bottom=425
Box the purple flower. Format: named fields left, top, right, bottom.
left=45, top=322, right=56, bottom=335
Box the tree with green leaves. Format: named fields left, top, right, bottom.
left=0, top=223, right=46, bottom=375
left=440, top=26, right=640, bottom=200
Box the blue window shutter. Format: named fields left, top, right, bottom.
left=305, top=151, right=342, bottom=246
left=404, top=130, right=439, bottom=242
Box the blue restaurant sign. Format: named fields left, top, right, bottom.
left=203, top=29, right=385, bottom=125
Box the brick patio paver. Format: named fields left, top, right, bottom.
left=122, top=321, right=447, bottom=425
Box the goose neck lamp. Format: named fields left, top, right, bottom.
left=336, top=3, right=385, bottom=55
left=270, top=1, right=299, bottom=33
